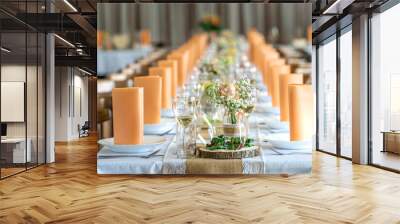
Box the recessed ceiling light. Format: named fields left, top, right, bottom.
left=78, top=68, right=93, bottom=76
left=63, top=0, right=78, bottom=12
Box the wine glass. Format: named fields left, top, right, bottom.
left=173, top=97, right=194, bottom=154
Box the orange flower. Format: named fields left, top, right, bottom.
left=210, top=16, right=220, bottom=26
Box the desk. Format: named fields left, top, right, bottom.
left=1, top=138, right=31, bottom=163
left=382, top=131, right=400, bottom=154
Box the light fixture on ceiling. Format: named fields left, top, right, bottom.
left=63, top=0, right=78, bottom=12
left=322, top=0, right=354, bottom=15
left=78, top=67, right=93, bottom=76
left=54, top=34, right=75, bottom=48
left=1, top=47, right=11, bottom=53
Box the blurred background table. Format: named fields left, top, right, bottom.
left=97, top=46, right=153, bottom=75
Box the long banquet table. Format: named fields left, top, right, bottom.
left=97, top=46, right=153, bottom=75
left=97, top=84, right=312, bottom=175
left=97, top=36, right=312, bottom=175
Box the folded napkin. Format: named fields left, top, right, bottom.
left=158, top=60, right=178, bottom=98
left=98, top=146, right=160, bottom=158
left=264, top=58, right=284, bottom=92
left=168, top=51, right=189, bottom=87
left=288, top=84, right=314, bottom=141
left=279, top=74, right=304, bottom=122
left=258, top=120, right=289, bottom=131
left=149, top=67, right=172, bottom=109
left=112, top=87, right=144, bottom=145
left=271, top=64, right=291, bottom=107
left=98, top=137, right=173, bottom=157
left=134, top=76, right=162, bottom=124
left=260, top=142, right=312, bottom=155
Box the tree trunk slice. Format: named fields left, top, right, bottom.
left=196, top=145, right=260, bottom=159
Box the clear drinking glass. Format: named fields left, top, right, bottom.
left=173, top=97, right=194, bottom=154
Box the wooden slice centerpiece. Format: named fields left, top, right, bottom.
left=196, top=145, right=260, bottom=159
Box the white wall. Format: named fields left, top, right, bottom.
left=54, top=67, right=89, bottom=141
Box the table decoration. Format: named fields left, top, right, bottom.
left=112, top=34, right=130, bottom=50
left=98, top=29, right=313, bottom=175
left=195, top=135, right=259, bottom=159
left=198, top=15, right=222, bottom=34
left=203, top=78, right=254, bottom=137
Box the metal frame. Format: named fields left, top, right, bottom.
left=367, top=0, right=400, bottom=172
left=315, top=0, right=400, bottom=172
left=0, top=1, right=47, bottom=180
left=315, top=17, right=353, bottom=161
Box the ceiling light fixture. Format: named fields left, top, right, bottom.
left=1, top=47, right=11, bottom=53
left=78, top=67, right=93, bottom=76
left=322, top=0, right=354, bottom=15
left=54, top=34, right=75, bottom=48
left=63, top=0, right=78, bottom=12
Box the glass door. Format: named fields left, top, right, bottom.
left=317, top=36, right=337, bottom=154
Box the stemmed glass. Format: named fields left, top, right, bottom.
left=173, top=97, right=194, bottom=154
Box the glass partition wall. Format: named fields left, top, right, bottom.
left=0, top=4, right=46, bottom=179
left=339, top=27, right=352, bottom=159
left=316, top=26, right=352, bottom=159
left=370, top=2, right=400, bottom=171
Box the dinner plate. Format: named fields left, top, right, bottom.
left=144, top=122, right=175, bottom=135
left=264, top=133, right=311, bottom=150
left=257, top=94, right=271, bottom=103
left=258, top=120, right=288, bottom=130
left=161, top=108, right=175, bottom=118
left=255, top=105, right=279, bottom=114
left=98, top=135, right=168, bottom=153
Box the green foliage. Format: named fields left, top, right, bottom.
left=206, top=135, right=255, bottom=151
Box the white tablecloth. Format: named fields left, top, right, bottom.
left=97, top=142, right=312, bottom=175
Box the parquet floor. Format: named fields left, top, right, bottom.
left=1, top=135, right=400, bottom=224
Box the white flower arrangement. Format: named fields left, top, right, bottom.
left=204, top=78, right=253, bottom=124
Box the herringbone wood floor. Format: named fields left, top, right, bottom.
left=1, top=135, right=400, bottom=224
